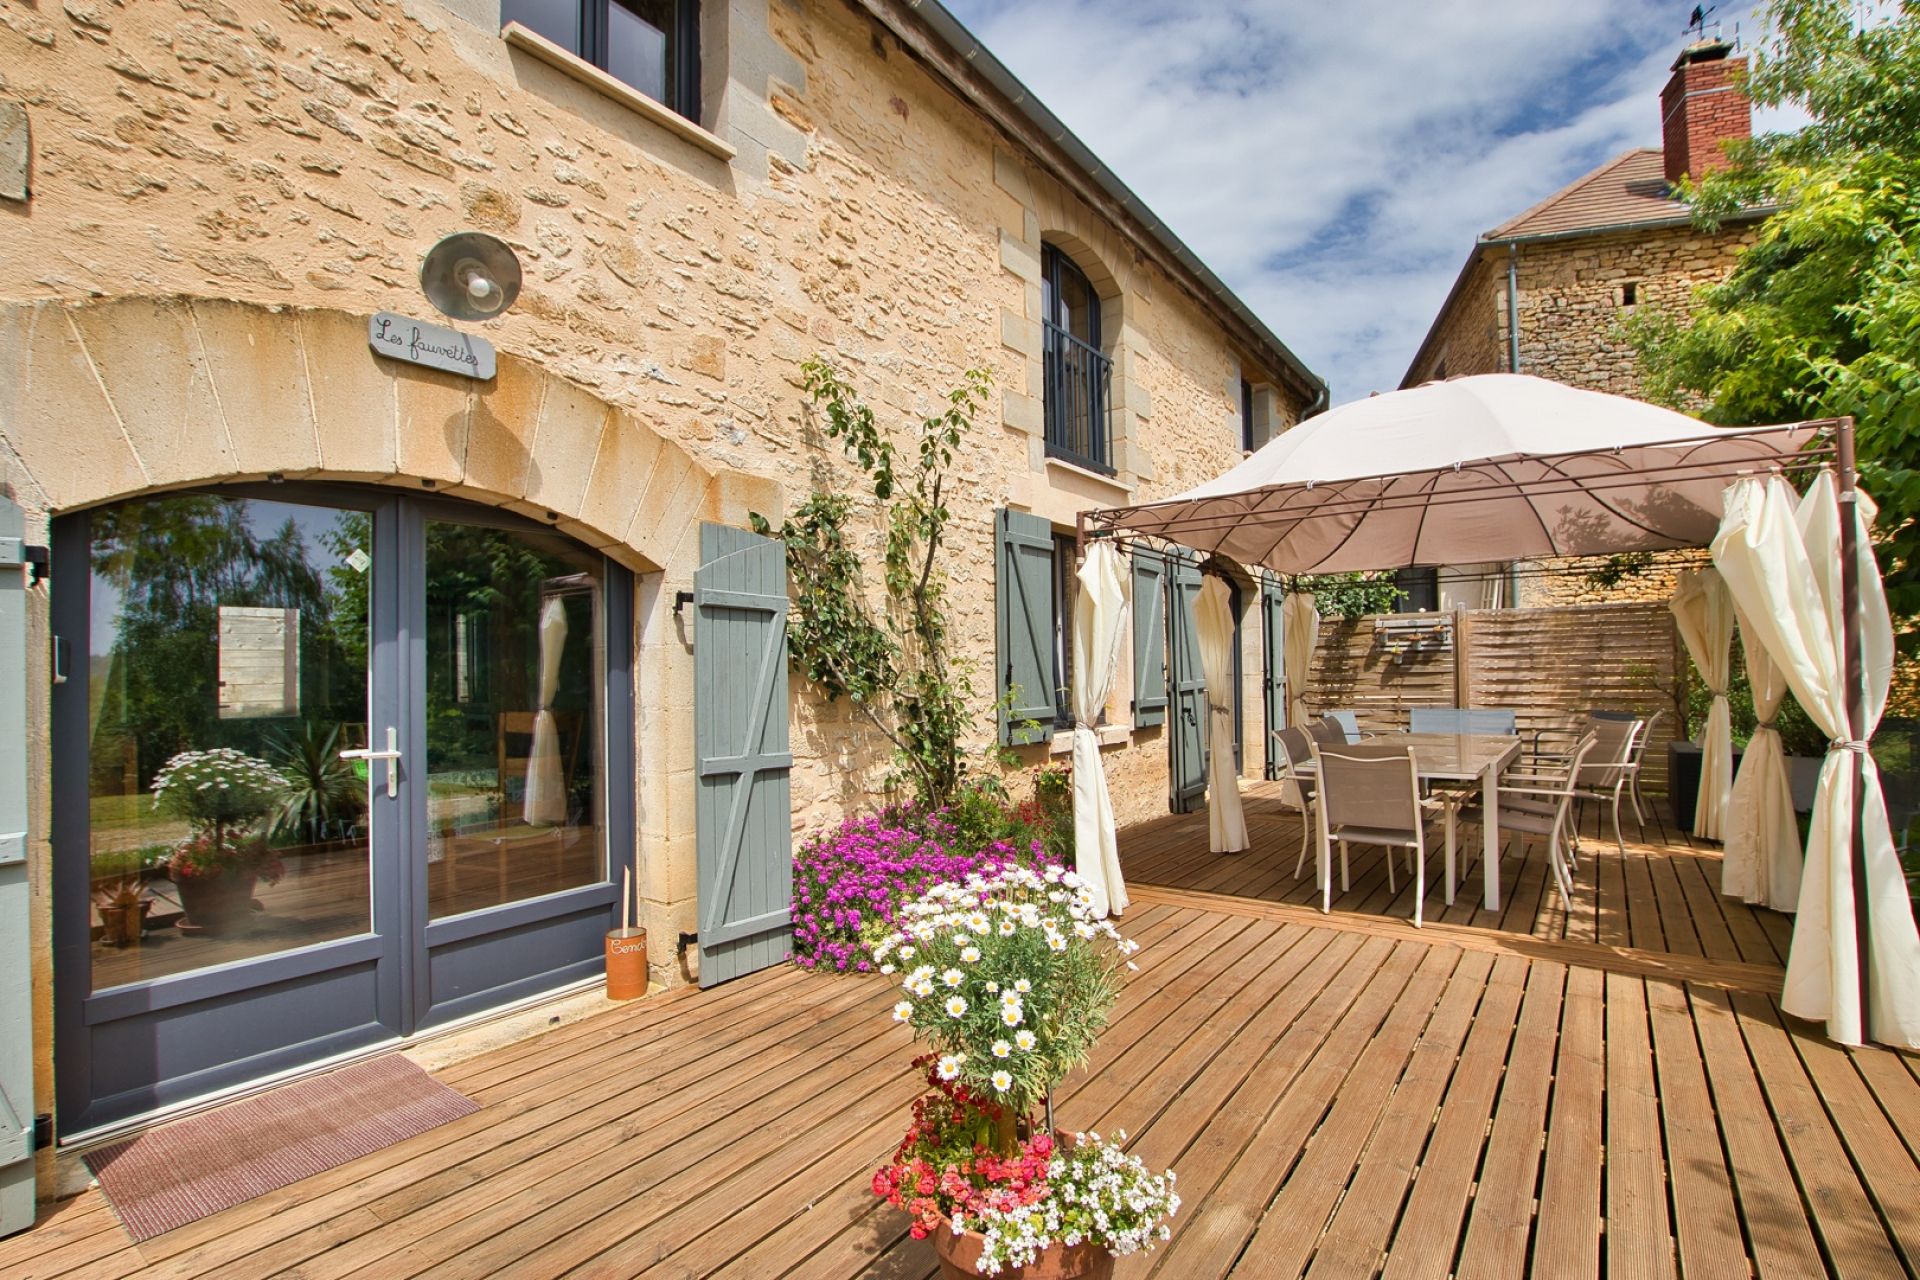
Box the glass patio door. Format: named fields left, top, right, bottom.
left=54, top=490, right=624, bottom=1135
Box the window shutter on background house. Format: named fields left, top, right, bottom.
left=995, top=509, right=1056, bottom=747
left=1130, top=548, right=1168, bottom=727
left=694, top=524, right=793, bottom=988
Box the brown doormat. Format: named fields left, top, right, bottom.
left=84, top=1054, right=480, bottom=1242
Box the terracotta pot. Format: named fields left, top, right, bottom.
left=176, top=870, right=258, bottom=935
left=931, top=1220, right=1114, bottom=1280
left=99, top=900, right=149, bottom=948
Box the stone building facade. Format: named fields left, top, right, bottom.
left=0, top=0, right=1320, bottom=1181
left=1401, top=37, right=1763, bottom=610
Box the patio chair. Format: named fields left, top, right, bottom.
left=1309, top=741, right=1443, bottom=926
left=1569, top=715, right=1644, bottom=857
left=1408, top=707, right=1518, bottom=736
left=1318, top=710, right=1362, bottom=743
left=1623, top=708, right=1666, bottom=830
left=1457, top=731, right=1597, bottom=915
left=1270, top=725, right=1319, bottom=881
left=1306, top=715, right=1346, bottom=746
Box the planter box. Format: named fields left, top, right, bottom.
left=1668, top=741, right=1820, bottom=830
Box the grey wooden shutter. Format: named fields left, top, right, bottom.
left=0, top=501, right=33, bottom=1236
left=995, top=509, right=1055, bottom=747
left=1166, top=552, right=1208, bottom=813
left=1130, top=548, right=1168, bottom=727
left=694, top=524, right=793, bottom=988
left=1261, top=575, right=1287, bottom=781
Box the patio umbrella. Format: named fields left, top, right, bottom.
left=1086, top=375, right=1820, bottom=575
left=1712, top=474, right=1919, bottom=1048
left=524, top=595, right=568, bottom=826
left=1071, top=543, right=1129, bottom=917
left=1721, top=602, right=1802, bottom=912
left=1282, top=591, right=1319, bottom=727
left=1196, top=576, right=1249, bottom=853
left=1671, top=567, right=1734, bottom=841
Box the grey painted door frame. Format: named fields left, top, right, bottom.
left=51, top=485, right=628, bottom=1136
left=0, top=500, right=34, bottom=1237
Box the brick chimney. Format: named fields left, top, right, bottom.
left=1661, top=39, right=1752, bottom=187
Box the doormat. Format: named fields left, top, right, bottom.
left=84, top=1054, right=480, bottom=1242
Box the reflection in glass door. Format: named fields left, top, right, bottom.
left=422, top=520, right=605, bottom=919
left=55, top=487, right=630, bottom=1134
left=83, top=495, right=375, bottom=990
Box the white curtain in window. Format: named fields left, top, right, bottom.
left=1071, top=543, right=1129, bottom=917
left=1282, top=591, right=1319, bottom=727
left=1712, top=474, right=1919, bottom=1048
left=524, top=596, right=568, bottom=826
left=1722, top=603, right=1803, bottom=911
left=1197, top=576, right=1249, bottom=853
left=1671, top=567, right=1735, bottom=842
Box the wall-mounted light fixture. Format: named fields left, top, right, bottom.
left=419, top=232, right=523, bottom=321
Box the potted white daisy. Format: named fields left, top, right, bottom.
left=870, top=865, right=1178, bottom=1278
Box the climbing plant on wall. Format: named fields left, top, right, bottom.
left=752, top=357, right=994, bottom=807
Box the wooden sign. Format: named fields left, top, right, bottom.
left=218, top=606, right=300, bottom=719
left=368, top=311, right=496, bottom=380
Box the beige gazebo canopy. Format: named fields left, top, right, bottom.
left=1081, top=376, right=1825, bottom=574
left=1078, top=375, right=1920, bottom=1050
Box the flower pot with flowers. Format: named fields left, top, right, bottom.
left=870, top=865, right=1179, bottom=1278
left=152, top=748, right=290, bottom=935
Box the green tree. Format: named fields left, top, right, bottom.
left=1630, top=0, right=1920, bottom=627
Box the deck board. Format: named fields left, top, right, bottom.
left=4, top=814, right=1916, bottom=1279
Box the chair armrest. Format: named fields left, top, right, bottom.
left=1497, top=782, right=1576, bottom=800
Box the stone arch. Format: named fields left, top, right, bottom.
left=1037, top=228, right=1124, bottom=341
left=0, top=296, right=777, bottom=572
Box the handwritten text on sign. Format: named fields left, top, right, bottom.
left=367, top=312, right=496, bottom=380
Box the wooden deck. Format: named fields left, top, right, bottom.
left=1121, top=780, right=1798, bottom=971
left=6, top=875, right=1916, bottom=1278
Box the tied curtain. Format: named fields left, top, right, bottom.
left=1712, top=474, right=1920, bottom=1048
left=524, top=595, right=568, bottom=825
left=1282, top=591, right=1320, bottom=727
left=1722, top=602, right=1803, bottom=911
left=1071, top=543, right=1130, bottom=918
left=1672, top=567, right=1736, bottom=841
left=1196, top=576, right=1249, bottom=853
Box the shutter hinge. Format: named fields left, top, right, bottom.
left=34, top=1114, right=51, bottom=1150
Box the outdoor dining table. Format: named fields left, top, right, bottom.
left=1292, top=731, right=1524, bottom=912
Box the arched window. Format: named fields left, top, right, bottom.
left=1041, top=245, right=1113, bottom=472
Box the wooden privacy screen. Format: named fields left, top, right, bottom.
left=1304, top=602, right=1685, bottom=796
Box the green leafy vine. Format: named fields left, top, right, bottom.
left=752, top=357, right=994, bottom=806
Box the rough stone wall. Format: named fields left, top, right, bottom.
left=1512, top=549, right=1710, bottom=609
left=1402, top=252, right=1503, bottom=386
left=0, top=0, right=1312, bottom=1123
left=1510, top=222, right=1757, bottom=396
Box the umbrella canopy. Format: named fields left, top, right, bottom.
left=1086, top=376, right=1824, bottom=575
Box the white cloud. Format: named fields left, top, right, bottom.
left=943, top=0, right=1787, bottom=404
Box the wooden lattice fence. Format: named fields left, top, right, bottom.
left=1304, top=601, right=1686, bottom=795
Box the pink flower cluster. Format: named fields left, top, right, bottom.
left=870, top=1059, right=1056, bottom=1240
left=790, top=808, right=1058, bottom=972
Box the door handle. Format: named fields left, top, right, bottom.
left=340, top=726, right=401, bottom=799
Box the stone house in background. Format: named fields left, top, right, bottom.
left=0, top=0, right=1320, bottom=1197
left=1399, top=36, right=1764, bottom=610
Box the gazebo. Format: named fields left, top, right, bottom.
left=1072, top=375, right=1918, bottom=1050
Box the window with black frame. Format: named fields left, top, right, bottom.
left=1041, top=245, right=1112, bottom=472
left=1240, top=378, right=1255, bottom=452
left=503, top=0, right=700, bottom=119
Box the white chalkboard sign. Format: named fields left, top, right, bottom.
left=368, top=312, right=496, bottom=380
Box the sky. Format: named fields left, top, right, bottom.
left=941, top=0, right=1804, bottom=405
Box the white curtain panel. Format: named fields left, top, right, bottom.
left=1071, top=543, right=1130, bottom=918
left=523, top=595, right=569, bottom=826
left=1196, top=576, right=1250, bottom=853
left=1712, top=474, right=1919, bottom=1048
left=1671, top=567, right=1736, bottom=841
left=1281, top=591, right=1320, bottom=727
left=1722, top=603, right=1803, bottom=911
